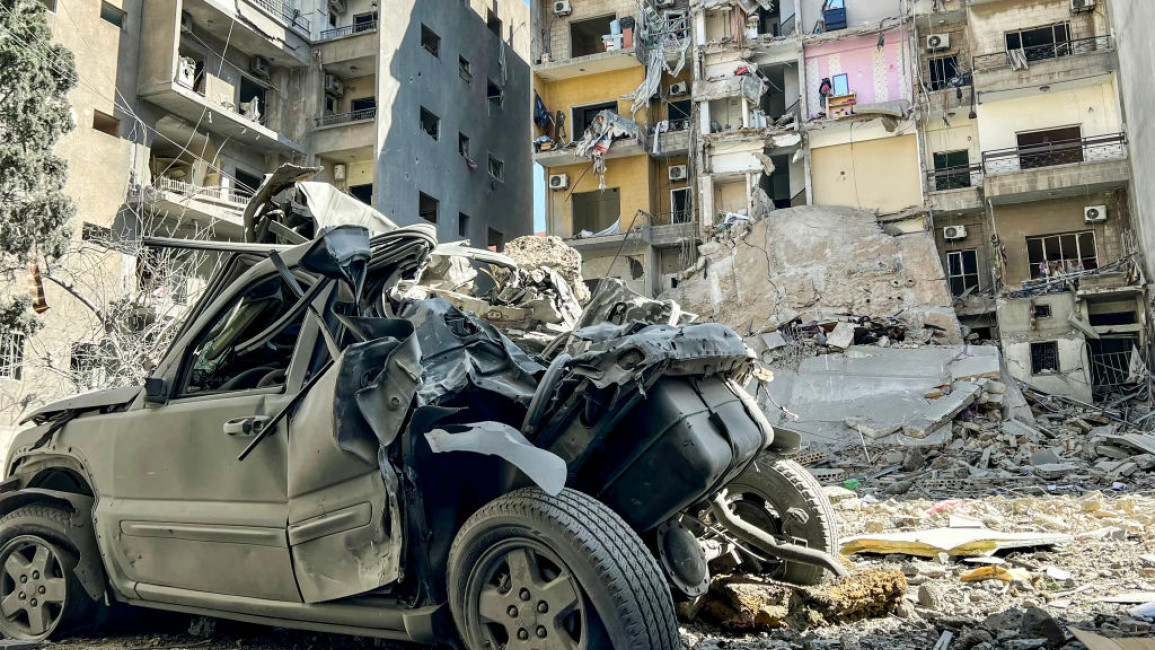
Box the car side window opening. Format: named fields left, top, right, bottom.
left=180, top=274, right=310, bottom=395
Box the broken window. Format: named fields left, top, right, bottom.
left=353, top=12, right=375, bottom=32
left=572, top=188, right=621, bottom=233
left=180, top=273, right=309, bottom=395
left=419, top=192, right=439, bottom=223
left=1026, top=231, right=1097, bottom=279
left=458, top=133, right=470, bottom=158
left=946, top=249, right=979, bottom=298
left=421, top=24, right=441, bottom=57
left=932, top=150, right=971, bottom=190
left=570, top=15, right=615, bottom=57
left=671, top=187, right=691, bottom=224
left=459, top=55, right=472, bottom=83
left=234, top=169, right=263, bottom=196
left=1030, top=341, right=1060, bottom=375
left=668, top=99, right=692, bottom=131
left=458, top=212, right=471, bottom=238
left=238, top=76, right=267, bottom=124
left=420, top=107, right=440, bottom=140
left=93, top=110, right=119, bottom=137
left=487, top=79, right=504, bottom=113
left=928, top=55, right=959, bottom=91
left=81, top=222, right=112, bottom=243
left=1033, top=303, right=1053, bottom=318
left=0, top=332, right=25, bottom=381
left=351, top=96, right=377, bottom=115
left=487, top=154, right=504, bottom=182
left=350, top=184, right=373, bottom=204
left=487, top=227, right=504, bottom=252
left=576, top=101, right=618, bottom=133
left=100, top=2, right=124, bottom=28
left=1005, top=23, right=1071, bottom=63
left=1017, top=126, right=1083, bottom=169
left=487, top=10, right=502, bottom=39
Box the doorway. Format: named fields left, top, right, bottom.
left=572, top=188, right=621, bottom=234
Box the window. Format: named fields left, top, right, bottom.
left=825, top=0, right=845, bottom=8
left=487, top=154, right=504, bottom=182
left=92, top=111, right=119, bottom=137
left=180, top=274, right=308, bottom=395
left=671, top=188, right=691, bottom=224
left=234, top=169, right=263, bottom=195
left=459, top=133, right=471, bottom=158
left=353, top=12, right=375, bottom=32
left=487, top=227, right=504, bottom=252
left=570, top=15, right=615, bottom=57
left=351, top=96, right=377, bottom=114
left=932, top=150, right=971, bottom=190
left=239, top=77, right=267, bottom=125
left=41, top=0, right=57, bottom=12
left=81, top=222, right=112, bottom=243
left=0, top=332, right=25, bottom=381
left=419, top=192, right=439, bottom=223
left=575, top=101, right=618, bottom=133
left=458, top=213, right=471, bottom=238
left=1006, top=23, right=1071, bottom=63
left=928, top=55, right=959, bottom=91
left=831, top=73, right=850, bottom=97
left=324, top=96, right=337, bottom=115
left=421, top=24, right=441, bottom=57
left=487, top=79, right=504, bottom=113
left=329, top=12, right=337, bottom=28
left=946, top=250, right=979, bottom=298
left=1017, top=126, right=1083, bottom=169
left=487, top=10, right=502, bottom=39
left=350, top=184, right=373, bottom=204
left=668, top=99, right=692, bottom=130
left=1030, top=341, right=1060, bottom=375
left=1026, top=231, right=1097, bottom=279
left=100, top=2, right=124, bottom=28
left=459, top=55, right=472, bottom=83
left=573, top=188, right=621, bottom=233
left=420, top=107, right=440, bottom=140
left=1033, top=304, right=1052, bottom=318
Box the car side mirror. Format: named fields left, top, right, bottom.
left=144, top=377, right=169, bottom=405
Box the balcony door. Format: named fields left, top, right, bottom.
left=1017, top=126, right=1083, bottom=170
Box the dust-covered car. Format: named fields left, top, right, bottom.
left=0, top=176, right=841, bottom=648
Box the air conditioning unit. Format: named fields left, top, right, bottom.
left=669, top=81, right=689, bottom=97
left=926, top=33, right=950, bottom=51
left=324, top=73, right=345, bottom=97
left=333, top=163, right=347, bottom=181
left=669, top=165, right=688, bottom=182
left=250, top=56, right=271, bottom=80
left=329, top=0, right=347, bottom=14
left=548, top=173, right=569, bottom=190
left=1070, top=0, right=1095, bottom=13
left=656, top=0, right=676, bottom=7
left=554, top=0, right=572, bottom=17
left=180, top=11, right=195, bottom=34
left=1084, top=205, right=1108, bottom=223
left=176, top=56, right=197, bottom=89
left=943, top=225, right=968, bottom=241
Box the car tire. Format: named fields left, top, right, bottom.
left=723, top=456, right=840, bottom=585
left=448, top=488, right=678, bottom=650
left=0, top=504, right=105, bottom=640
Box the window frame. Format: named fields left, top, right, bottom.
left=1030, top=341, right=1060, bottom=375
left=928, top=54, right=959, bottom=91
left=459, top=55, right=472, bottom=83
left=418, top=192, right=439, bottom=224
left=831, top=73, right=850, bottom=97
left=99, top=2, right=125, bottom=28
left=487, top=154, right=504, bottom=182
left=420, top=24, right=441, bottom=58
left=946, top=249, right=979, bottom=298
left=0, top=332, right=26, bottom=382
left=420, top=106, right=441, bottom=141
left=1026, top=230, right=1097, bottom=279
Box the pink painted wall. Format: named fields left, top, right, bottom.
left=803, top=29, right=911, bottom=119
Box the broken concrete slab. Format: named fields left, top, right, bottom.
left=840, top=526, right=1075, bottom=558
left=827, top=322, right=856, bottom=350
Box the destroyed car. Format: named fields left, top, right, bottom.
left=0, top=198, right=841, bottom=648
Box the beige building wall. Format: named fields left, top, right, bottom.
left=975, top=80, right=1123, bottom=151
left=810, top=134, right=922, bottom=213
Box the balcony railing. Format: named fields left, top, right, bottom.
left=777, top=13, right=797, bottom=37
left=650, top=211, right=695, bottom=227
left=248, top=0, right=310, bottom=32
left=981, top=133, right=1127, bottom=175
left=315, top=107, right=378, bottom=127
left=153, top=176, right=252, bottom=207
left=972, top=35, right=1113, bottom=72
left=317, top=19, right=378, bottom=41
left=927, top=164, right=983, bottom=191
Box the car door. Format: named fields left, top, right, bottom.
left=93, top=263, right=309, bottom=603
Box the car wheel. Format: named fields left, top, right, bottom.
left=448, top=488, right=678, bottom=650
left=0, top=504, right=102, bottom=640
left=724, top=457, right=840, bottom=585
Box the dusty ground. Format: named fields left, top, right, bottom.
left=48, top=489, right=1153, bottom=650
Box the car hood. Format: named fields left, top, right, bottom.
left=19, top=386, right=143, bottom=425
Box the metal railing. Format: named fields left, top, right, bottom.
left=972, top=35, right=1113, bottom=72
left=1090, top=350, right=1138, bottom=395
left=927, top=164, right=983, bottom=192
left=153, top=176, right=252, bottom=206
left=775, top=13, right=797, bottom=37
left=317, top=19, right=378, bottom=41
left=649, top=211, right=696, bottom=227
left=315, top=107, right=377, bottom=127
left=247, top=0, right=310, bottom=32
left=981, top=132, right=1127, bottom=175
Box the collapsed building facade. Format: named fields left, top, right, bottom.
left=531, top=0, right=1150, bottom=404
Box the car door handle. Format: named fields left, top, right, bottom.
left=224, top=416, right=271, bottom=438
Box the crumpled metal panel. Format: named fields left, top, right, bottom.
left=425, top=422, right=567, bottom=495
left=400, top=298, right=543, bottom=406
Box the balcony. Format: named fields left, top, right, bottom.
left=647, top=218, right=697, bottom=247
left=972, top=36, right=1116, bottom=96
left=139, top=81, right=304, bottom=154
left=313, top=108, right=377, bottom=154
left=316, top=108, right=378, bottom=128
left=922, top=84, right=974, bottom=120
left=317, top=19, right=378, bottom=42
left=535, top=17, right=641, bottom=82
left=132, top=177, right=249, bottom=234
left=247, top=0, right=309, bottom=33
left=981, top=133, right=1129, bottom=203
left=534, top=133, right=648, bottom=167
left=654, top=127, right=690, bottom=158
left=926, top=165, right=984, bottom=214
left=181, top=0, right=312, bottom=65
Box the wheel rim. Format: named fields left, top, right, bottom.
left=0, top=536, right=68, bottom=638
left=465, top=539, right=587, bottom=650
left=727, top=491, right=790, bottom=576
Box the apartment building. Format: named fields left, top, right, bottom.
left=0, top=0, right=531, bottom=433
left=531, top=0, right=1145, bottom=403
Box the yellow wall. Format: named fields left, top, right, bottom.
left=545, top=155, right=653, bottom=237
left=976, top=80, right=1122, bottom=152
left=338, top=75, right=376, bottom=113
left=535, top=66, right=647, bottom=138
left=811, top=134, right=921, bottom=213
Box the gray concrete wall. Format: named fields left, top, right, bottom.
left=375, top=0, right=532, bottom=245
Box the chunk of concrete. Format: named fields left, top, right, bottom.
left=827, top=322, right=856, bottom=350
